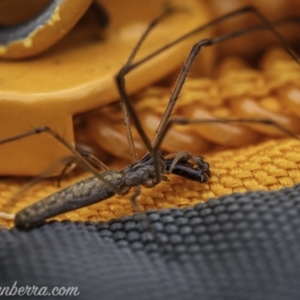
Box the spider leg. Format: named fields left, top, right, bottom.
left=115, top=8, right=175, bottom=164
left=155, top=117, right=300, bottom=156
left=0, top=126, right=120, bottom=193
left=116, top=6, right=300, bottom=185
left=153, top=117, right=300, bottom=184
left=151, top=28, right=300, bottom=153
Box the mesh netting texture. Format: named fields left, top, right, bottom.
left=1, top=184, right=300, bottom=300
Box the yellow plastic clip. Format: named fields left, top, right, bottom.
left=0, top=0, right=213, bottom=176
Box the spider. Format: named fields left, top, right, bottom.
left=0, top=6, right=299, bottom=229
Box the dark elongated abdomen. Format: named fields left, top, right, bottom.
left=15, top=170, right=123, bottom=229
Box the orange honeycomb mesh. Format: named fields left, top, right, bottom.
left=1, top=47, right=300, bottom=229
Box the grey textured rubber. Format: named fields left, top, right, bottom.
left=1, top=184, right=300, bottom=299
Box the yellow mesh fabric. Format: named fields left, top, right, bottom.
left=0, top=47, right=300, bottom=229
left=1, top=138, right=300, bottom=229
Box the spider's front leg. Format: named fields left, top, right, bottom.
left=164, top=151, right=211, bottom=183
